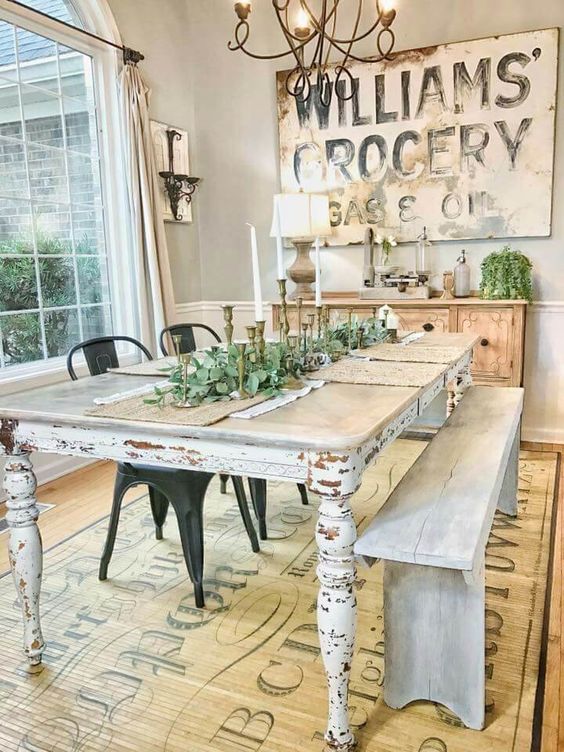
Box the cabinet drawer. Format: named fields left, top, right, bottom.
left=457, top=308, right=514, bottom=380
left=394, top=308, right=450, bottom=333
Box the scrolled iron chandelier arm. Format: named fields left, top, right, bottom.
left=228, top=0, right=398, bottom=104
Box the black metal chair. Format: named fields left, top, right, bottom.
left=159, top=323, right=221, bottom=359
left=160, top=323, right=310, bottom=540
left=67, top=335, right=259, bottom=608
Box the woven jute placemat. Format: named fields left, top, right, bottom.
left=311, top=358, right=446, bottom=387
left=85, top=392, right=268, bottom=426
left=360, top=343, right=468, bottom=364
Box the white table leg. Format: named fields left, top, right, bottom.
left=4, top=453, right=45, bottom=669
left=316, top=493, right=357, bottom=751
left=447, top=363, right=473, bottom=417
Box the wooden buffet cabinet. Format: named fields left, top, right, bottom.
left=272, top=296, right=527, bottom=387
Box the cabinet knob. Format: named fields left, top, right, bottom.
left=423, top=323, right=434, bottom=332
left=480, top=338, right=489, bottom=347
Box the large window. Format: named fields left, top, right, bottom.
left=0, top=0, right=113, bottom=371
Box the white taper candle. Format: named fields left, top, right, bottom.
left=274, top=196, right=285, bottom=280
left=247, top=223, right=263, bottom=321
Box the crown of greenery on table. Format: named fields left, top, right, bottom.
left=145, top=342, right=296, bottom=408
left=329, top=315, right=388, bottom=349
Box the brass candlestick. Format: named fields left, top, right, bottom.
left=301, top=323, right=309, bottom=356
left=322, top=305, right=330, bottom=347
left=222, top=305, right=234, bottom=346
left=278, top=278, right=290, bottom=343
left=356, top=328, right=363, bottom=351
left=172, top=333, right=182, bottom=362
left=246, top=325, right=257, bottom=363
left=295, top=296, right=303, bottom=342
left=306, top=313, right=315, bottom=353
left=236, top=342, right=248, bottom=397
left=316, top=305, right=323, bottom=340
left=179, top=352, right=191, bottom=404
left=347, top=308, right=354, bottom=352
left=255, top=320, right=265, bottom=362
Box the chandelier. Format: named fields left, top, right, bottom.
left=228, top=1, right=398, bottom=106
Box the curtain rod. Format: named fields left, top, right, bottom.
left=4, top=0, right=144, bottom=63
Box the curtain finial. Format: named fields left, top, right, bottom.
left=123, top=47, right=144, bottom=65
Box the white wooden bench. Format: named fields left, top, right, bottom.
left=354, top=386, right=524, bottom=731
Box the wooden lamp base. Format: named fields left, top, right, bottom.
left=287, top=239, right=315, bottom=300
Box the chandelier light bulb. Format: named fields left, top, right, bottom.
left=295, top=8, right=310, bottom=31
left=380, top=0, right=394, bottom=11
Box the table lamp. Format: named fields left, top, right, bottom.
left=270, top=193, right=332, bottom=300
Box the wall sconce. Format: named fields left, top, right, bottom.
left=158, top=129, right=200, bottom=221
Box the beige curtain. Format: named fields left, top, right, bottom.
left=118, top=61, right=176, bottom=352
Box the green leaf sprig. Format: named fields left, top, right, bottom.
left=145, top=342, right=291, bottom=408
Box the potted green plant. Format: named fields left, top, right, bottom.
left=479, top=246, right=533, bottom=303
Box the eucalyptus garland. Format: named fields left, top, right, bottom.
left=145, top=343, right=289, bottom=408
left=480, top=246, right=533, bottom=303
left=329, top=315, right=388, bottom=349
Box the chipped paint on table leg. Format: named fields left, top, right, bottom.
left=454, top=363, right=473, bottom=409
left=4, top=453, right=45, bottom=670
left=315, top=493, right=358, bottom=751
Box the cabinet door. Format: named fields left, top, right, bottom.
left=457, top=308, right=514, bottom=380
left=394, top=308, right=450, bottom=333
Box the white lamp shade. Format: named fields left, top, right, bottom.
left=271, top=193, right=332, bottom=239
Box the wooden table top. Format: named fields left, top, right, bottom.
left=0, top=333, right=477, bottom=452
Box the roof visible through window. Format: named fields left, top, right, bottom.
left=10, top=1, right=81, bottom=27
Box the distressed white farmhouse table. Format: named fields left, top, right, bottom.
left=0, top=332, right=476, bottom=751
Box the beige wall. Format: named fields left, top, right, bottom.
left=182, top=0, right=564, bottom=442
left=106, top=0, right=203, bottom=304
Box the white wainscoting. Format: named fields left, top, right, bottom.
left=177, top=300, right=564, bottom=445
left=522, top=302, right=564, bottom=444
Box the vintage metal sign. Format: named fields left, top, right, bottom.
left=277, top=28, right=558, bottom=244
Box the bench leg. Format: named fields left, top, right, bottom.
left=384, top=558, right=485, bottom=730
left=497, top=425, right=520, bottom=517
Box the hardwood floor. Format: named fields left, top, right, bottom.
left=0, top=445, right=563, bottom=750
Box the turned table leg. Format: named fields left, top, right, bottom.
left=316, top=493, right=357, bottom=751
left=4, top=453, right=45, bottom=668
left=447, top=362, right=473, bottom=417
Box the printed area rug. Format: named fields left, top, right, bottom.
left=0, top=443, right=557, bottom=752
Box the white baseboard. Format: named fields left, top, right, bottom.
left=0, top=455, right=95, bottom=504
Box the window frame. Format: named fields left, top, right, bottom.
left=0, top=0, right=137, bottom=389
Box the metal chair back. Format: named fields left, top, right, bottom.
left=159, top=323, right=221, bottom=356
left=66, top=335, right=153, bottom=381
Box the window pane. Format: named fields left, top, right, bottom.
left=72, top=205, right=105, bottom=254
left=64, top=104, right=97, bottom=156
left=0, top=199, right=34, bottom=254
left=34, top=203, right=72, bottom=253
left=0, top=21, right=17, bottom=82
left=0, top=137, right=29, bottom=199
left=39, top=256, right=76, bottom=307
left=0, top=257, right=38, bottom=311
left=68, top=152, right=101, bottom=206
left=21, top=83, right=63, bottom=148
left=44, top=307, right=79, bottom=357
left=78, top=256, right=109, bottom=304
left=16, top=26, right=57, bottom=66
left=0, top=311, right=42, bottom=365
left=0, top=81, right=22, bottom=136
left=59, top=48, right=95, bottom=107
left=82, top=305, right=111, bottom=340
left=27, top=143, right=68, bottom=202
